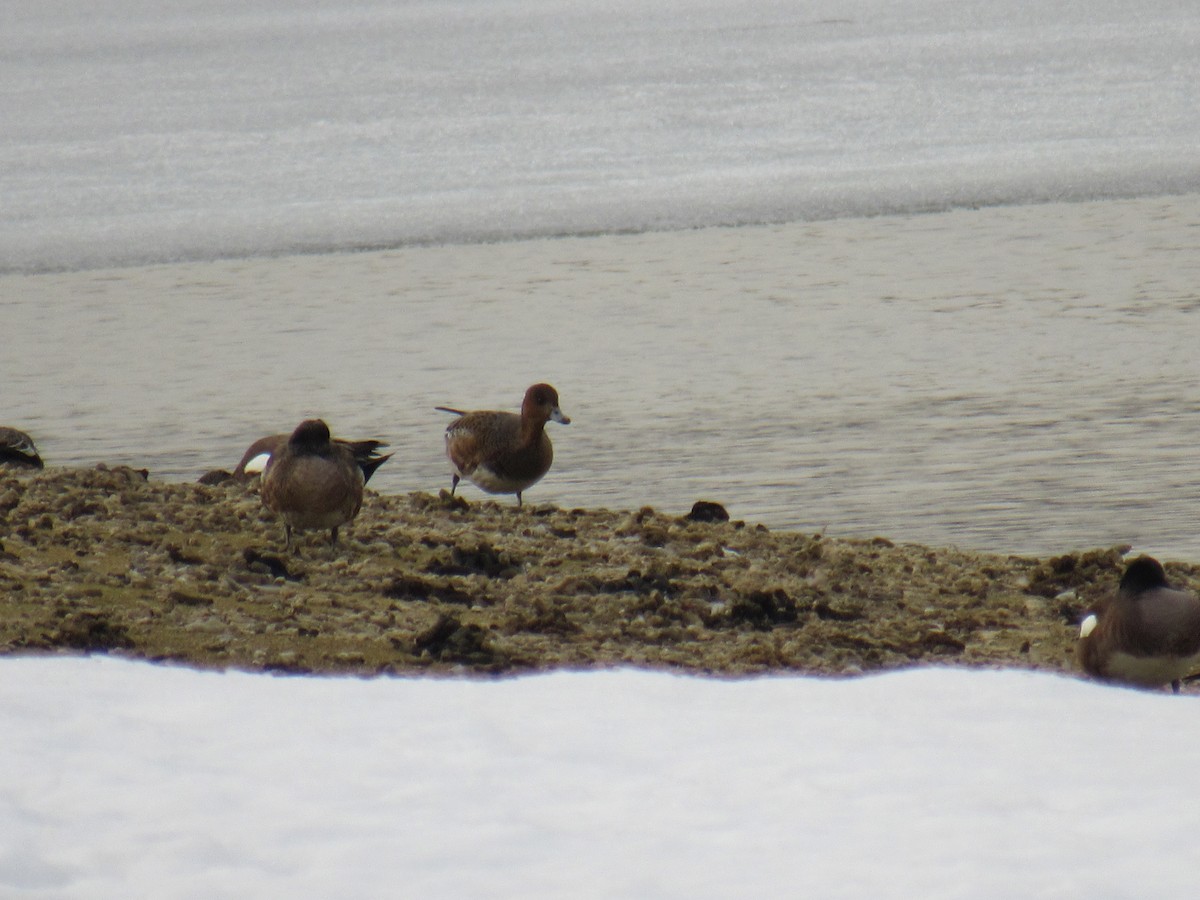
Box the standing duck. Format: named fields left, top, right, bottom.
left=1079, top=555, right=1200, bottom=692
left=236, top=432, right=390, bottom=483
left=260, top=419, right=365, bottom=551
left=436, top=383, right=570, bottom=507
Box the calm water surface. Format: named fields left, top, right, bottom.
left=5, top=197, right=1200, bottom=558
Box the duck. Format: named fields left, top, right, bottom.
left=436, top=383, right=570, bottom=507
left=260, top=419, right=366, bottom=552
left=1078, top=554, right=1200, bottom=693
left=235, top=432, right=390, bottom=483
left=0, top=427, right=43, bottom=469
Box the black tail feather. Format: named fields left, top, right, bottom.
left=357, top=452, right=393, bottom=484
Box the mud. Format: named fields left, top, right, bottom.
left=2, top=465, right=1180, bottom=683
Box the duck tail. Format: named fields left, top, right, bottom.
left=357, top=451, right=393, bottom=484
left=338, top=438, right=387, bottom=456
left=335, top=438, right=391, bottom=484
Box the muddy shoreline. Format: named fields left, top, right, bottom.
left=1, top=465, right=1176, bottom=683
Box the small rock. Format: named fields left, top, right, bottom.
left=686, top=501, right=730, bottom=523
left=724, top=589, right=798, bottom=629
left=168, top=589, right=214, bottom=607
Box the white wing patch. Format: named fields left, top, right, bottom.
left=1079, top=614, right=1098, bottom=639
left=243, top=452, right=272, bottom=475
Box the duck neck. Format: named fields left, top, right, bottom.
left=519, top=416, right=547, bottom=445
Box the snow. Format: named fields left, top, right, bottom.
left=1, top=656, right=1196, bottom=897
left=3, top=0, right=1199, bottom=273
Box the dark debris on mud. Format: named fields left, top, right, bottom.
left=1, top=465, right=1180, bottom=683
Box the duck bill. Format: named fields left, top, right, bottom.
left=551, top=407, right=571, bottom=425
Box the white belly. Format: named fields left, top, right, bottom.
left=1106, top=650, right=1200, bottom=687
left=460, top=463, right=539, bottom=495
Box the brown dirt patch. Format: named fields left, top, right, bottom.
left=3, top=465, right=1182, bottom=683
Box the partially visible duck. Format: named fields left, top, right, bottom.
left=235, top=433, right=390, bottom=483
left=260, top=419, right=365, bottom=552
left=436, top=383, right=570, bottom=507
left=234, top=434, right=286, bottom=479
left=0, top=427, right=43, bottom=469
left=1078, top=555, right=1200, bottom=693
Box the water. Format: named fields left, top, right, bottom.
left=3, top=0, right=1199, bottom=273
left=6, top=195, right=1200, bottom=559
